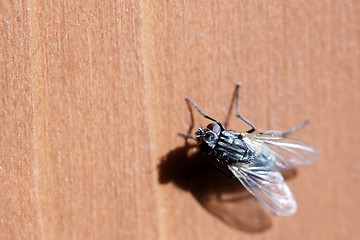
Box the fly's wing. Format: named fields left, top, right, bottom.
left=228, top=158, right=297, bottom=216
left=242, top=134, right=319, bottom=170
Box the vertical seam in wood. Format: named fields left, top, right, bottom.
left=28, top=0, right=46, bottom=238
left=139, top=1, right=163, bottom=239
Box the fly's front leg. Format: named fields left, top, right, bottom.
left=180, top=94, right=225, bottom=141
left=234, top=83, right=256, bottom=133
left=185, top=97, right=225, bottom=131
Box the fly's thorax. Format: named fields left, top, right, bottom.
left=215, top=130, right=255, bottom=163
left=195, top=123, right=221, bottom=155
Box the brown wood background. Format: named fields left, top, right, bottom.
left=1, top=0, right=359, bottom=239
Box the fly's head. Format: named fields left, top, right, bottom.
left=195, top=123, right=221, bottom=155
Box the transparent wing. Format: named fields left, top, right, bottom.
left=228, top=158, right=297, bottom=216
left=242, top=134, right=319, bottom=170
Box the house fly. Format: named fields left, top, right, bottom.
left=180, top=84, right=319, bottom=216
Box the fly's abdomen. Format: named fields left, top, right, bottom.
left=215, top=131, right=254, bottom=163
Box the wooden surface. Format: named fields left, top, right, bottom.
left=1, top=1, right=359, bottom=239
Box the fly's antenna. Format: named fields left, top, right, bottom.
left=185, top=97, right=225, bottom=131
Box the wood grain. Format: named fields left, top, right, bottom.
left=1, top=0, right=359, bottom=239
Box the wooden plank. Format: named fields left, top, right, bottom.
left=0, top=1, right=41, bottom=239
left=1, top=0, right=359, bottom=239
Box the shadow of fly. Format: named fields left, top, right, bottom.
left=180, top=84, right=319, bottom=216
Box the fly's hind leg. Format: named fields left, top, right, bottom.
left=260, top=120, right=310, bottom=137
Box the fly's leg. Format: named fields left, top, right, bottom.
left=178, top=132, right=197, bottom=141
left=235, top=83, right=256, bottom=133
left=223, top=85, right=237, bottom=128
left=179, top=97, right=197, bottom=142
left=260, top=120, right=310, bottom=137
left=185, top=97, right=225, bottom=131
left=179, top=96, right=224, bottom=140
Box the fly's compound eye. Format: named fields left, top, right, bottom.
left=206, top=123, right=221, bottom=134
